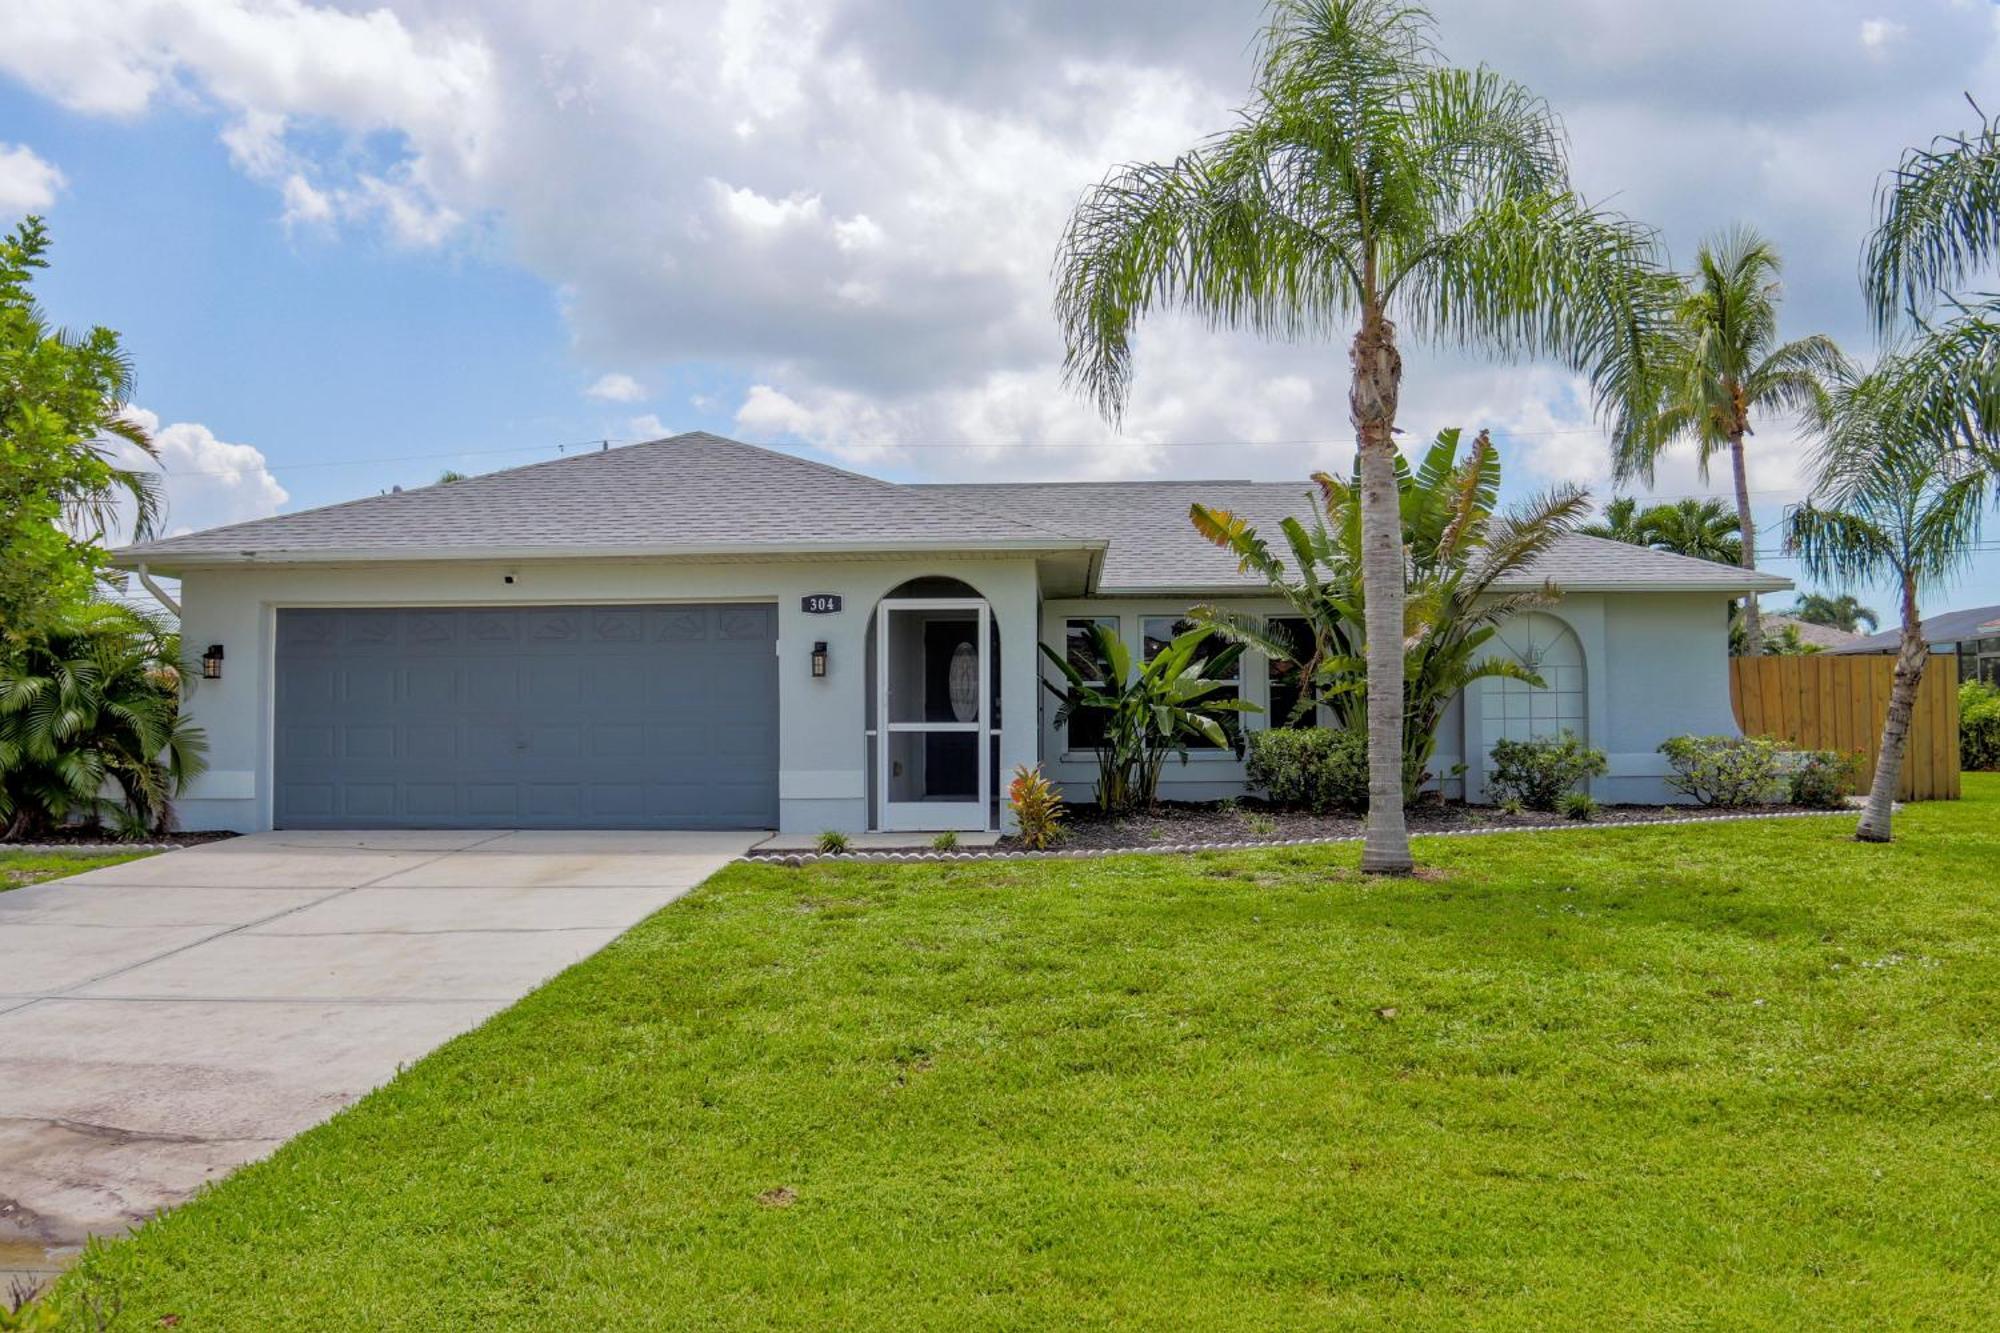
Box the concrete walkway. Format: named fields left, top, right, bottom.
left=0, top=828, right=753, bottom=1281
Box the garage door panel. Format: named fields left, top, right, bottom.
left=275, top=604, right=777, bottom=830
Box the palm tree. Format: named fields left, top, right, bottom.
left=0, top=602, right=207, bottom=838
left=1788, top=365, right=1988, bottom=843
left=1635, top=497, right=1743, bottom=566
left=1053, top=0, right=1666, bottom=873
left=1579, top=496, right=1644, bottom=543
left=1789, top=592, right=1880, bottom=634
left=1617, top=228, right=1846, bottom=654
left=1190, top=427, right=1591, bottom=799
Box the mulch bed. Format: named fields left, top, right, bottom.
left=1009, top=797, right=1840, bottom=853
left=1, top=830, right=239, bottom=851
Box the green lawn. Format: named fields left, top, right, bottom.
left=0, top=849, right=153, bottom=891
left=54, top=781, right=2000, bottom=1329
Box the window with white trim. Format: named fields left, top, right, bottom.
left=1062, top=616, right=1118, bottom=751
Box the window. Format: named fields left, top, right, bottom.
left=1062, top=617, right=1117, bottom=751
left=1266, top=615, right=1317, bottom=730
left=1142, top=615, right=1240, bottom=749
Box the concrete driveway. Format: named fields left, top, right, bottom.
left=0, top=828, right=753, bottom=1279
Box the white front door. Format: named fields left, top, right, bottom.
left=876, top=597, right=990, bottom=832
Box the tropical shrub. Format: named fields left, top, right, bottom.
left=1658, top=734, right=1787, bottom=807
left=1040, top=622, right=1253, bottom=812
left=1486, top=732, right=1608, bottom=812
left=1007, top=764, right=1066, bottom=849
left=1962, top=680, right=2000, bottom=771
left=1192, top=428, right=1593, bottom=802
left=0, top=603, right=207, bottom=840
left=1788, top=749, right=1863, bottom=809
left=1244, top=726, right=1368, bottom=813
left=1558, top=791, right=1600, bottom=822
left=929, top=830, right=959, bottom=852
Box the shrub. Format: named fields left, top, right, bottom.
left=1008, top=764, right=1066, bottom=849
left=1245, top=812, right=1277, bottom=835
left=1788, top=749, right=1862, bottom=809
left=814, top=830, right=850, bottom=854
left=1558, top=791, right=1599, bottom=821
left=930, top=830, right=959, bottom=852
left=1485, top=732, right=1607, bottom=812
left=1963, top=680, right=2000, bottom=771
left=1244, top=726, right=1369, bottom=813
left=1658, top=735, right=1786, bottom=807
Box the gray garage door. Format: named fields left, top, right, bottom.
left=274, top=604, right=778, bottom=829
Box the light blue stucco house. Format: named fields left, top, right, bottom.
left=113, top=433, right=1791, bottom=835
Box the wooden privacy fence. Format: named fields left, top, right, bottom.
left=1729, top=654, right=1961, bottom=801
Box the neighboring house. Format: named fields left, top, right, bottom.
left=113, top=433, right=1790, bottom=834
left=1831, top=603, right=2000, bottom=686
left=1763, top=614, right=1866, bottom=653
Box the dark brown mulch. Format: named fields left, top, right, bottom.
left=1, top=829, right=239, bottom=849
left=1010, top=797, right=1840, bottom=852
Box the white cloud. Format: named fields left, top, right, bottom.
left=4, top=0, right=1998, bottom=507
left=119, top=407, right=289, bottom=539
left=626, top=413, right=670, bottom=438
left=1860, top=18, right=1908, bottom=56
left=0, top=143, right=64, bottom=216
left=585, top=372, right=648, bottom=403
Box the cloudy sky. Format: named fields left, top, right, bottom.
left=3, top=0, right=1998, bottom=617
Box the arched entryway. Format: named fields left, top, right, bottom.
left=868, top=577, right=1002, bottom=831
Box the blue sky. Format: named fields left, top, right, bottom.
left=4, top=0, right=1999, bottom=627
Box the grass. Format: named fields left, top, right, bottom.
left=0, top=849, right=153, bottom=891
left=53, top=780, right=2000, bottom=1328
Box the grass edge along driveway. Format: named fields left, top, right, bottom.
left=49, top=780, right=2000, bottom=1329
left=0, top=849, right=155, bottom=892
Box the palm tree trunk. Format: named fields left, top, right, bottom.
left=1856, top=574, right=1925, bottom=843
left=1351, top=303, right=1412, bottom=874
left=1727, top=429, right=1762, bottom=656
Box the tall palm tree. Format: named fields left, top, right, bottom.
left=1053, top=0, right=1666, bottom=873
left=1789, top=364, right=1988, bottom=843
left=1789, top=592, right=1879, bottom=634
left=1617, top=227, right=1846, bottom=655
left=1635, top=497, right=1743, bottom=566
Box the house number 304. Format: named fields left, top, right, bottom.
left=801, top=594, right=843, bottom=614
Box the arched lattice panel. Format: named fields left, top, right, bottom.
left=1481, top=612, right=1586, bottom=750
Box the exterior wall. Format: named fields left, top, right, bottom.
left=1040, top=590, right=1739, bottom=809
left=172, top=555, right=1041, bottom=835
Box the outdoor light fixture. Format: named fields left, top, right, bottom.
left=811, top=641, right=829, bottom=678
left=201, top=644, right=225, bottom=680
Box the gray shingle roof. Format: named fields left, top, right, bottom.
left=921, top=480, right=1793, bottom=594
left=115, top=433, right=1088, bottom=564
left=1832, top=603, right=2000, bottom=652
left=1763, top=615, right=1868, bottom=651
left=115, top=431, right=1791, bottom=596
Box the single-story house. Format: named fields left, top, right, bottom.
left=1832, top=603, right=2000, bottom=687
left=114, top=432, right=1791, bottom=834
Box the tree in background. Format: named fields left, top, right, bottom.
left=1578, top=496, right=1645, bottom=544
left=0, top=217, right=161, bottom=651
left=1583, top=495, right=1742, bottom=564
left=1054, top=0, right=1667, bottom=873
left=1789, top=365, right=1987, bottom=842
left=1789, top=592, right=1880, bottom=634
left=1615, top=227, right=1846, bottom=655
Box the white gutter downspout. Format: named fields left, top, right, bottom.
left=136, top=563, right=181, bottom=617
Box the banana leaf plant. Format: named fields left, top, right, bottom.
left=1189, top=428, right=1590, bottom=798
left=1039, top=622, right=1256, bottom=813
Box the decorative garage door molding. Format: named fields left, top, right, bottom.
left=274, top=604, right=778, bottom=829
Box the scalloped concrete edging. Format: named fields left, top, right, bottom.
left=744, top=807, right=1859, bottom=868
left=1, top=842, right=187, bottom=853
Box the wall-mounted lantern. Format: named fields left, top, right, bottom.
left=811, top=641, right=829, bottom=678
left=201, top=644, right=225, bottom=680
